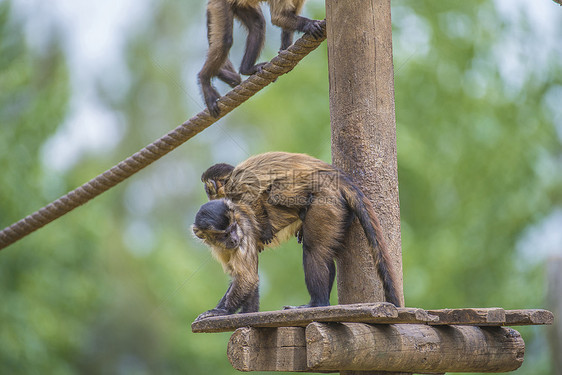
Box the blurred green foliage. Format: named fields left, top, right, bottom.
left=0, top=0, right=561, bottom=374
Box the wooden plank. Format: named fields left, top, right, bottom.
left=192, top=303, right=398, bottom=333
left=504, top=309, right=554, bottom=325
left=427, top=308, right=506, bottom=325
left=227, top=327, right=311, bottom=372
left=193, top=304, right=553, bottom=333
left=306, top=323, right=525, bottom=373
left=398, top=308, right=439, bottom=324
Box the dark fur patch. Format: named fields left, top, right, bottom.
left=201, top=163, right=235, bottom=182
left=194, top=200, right=231, bottom=231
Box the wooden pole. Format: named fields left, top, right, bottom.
left=326, top=1, right=403, bottom=373
left=326, top=0, right=404, bottom=308
left=325, top=2, right=403, bottom=372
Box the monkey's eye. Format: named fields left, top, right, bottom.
left=216, top=232, right=229, bottom=241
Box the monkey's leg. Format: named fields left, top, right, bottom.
left=217, top=59, right=241, bottom=88
left=240, top=284, right=260, bottom=313
left=234, top=6, right=266, bottom=75
left=303, top=245, right=336, bottom=307
left=284, top=243, right=335, bottom=309
left=280, top=29, right=294, bottom=50
left=198, top=0, right=235, bottom=117
left=285, top=201, right=346, bottom=309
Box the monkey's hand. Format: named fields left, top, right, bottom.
left=303, top=20, right=324, bottom=39
left=252, top=62, right=267, bottom=74
left=296, top=228, right=303, bottom=244
left=260, top=229, right=274, bottom=245
left=195, top=308, right=229, bottom=321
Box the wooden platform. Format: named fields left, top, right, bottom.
left=191, top=303, right=553, bottom=373
left=191, top=303, right=553, bottom=333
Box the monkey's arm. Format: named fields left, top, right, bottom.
left=195, top=275, right=259, bottom=321
left=269, top=1, right=323, bottom=39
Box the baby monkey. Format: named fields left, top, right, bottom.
left=193, top=152, right=401, bottom=320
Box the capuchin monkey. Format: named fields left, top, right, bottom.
left=193, top=152, right=401, bottom=320
left=198, top=0, right=324, bottom=117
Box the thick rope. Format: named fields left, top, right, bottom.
left=0, top=22, right=326, bottom=251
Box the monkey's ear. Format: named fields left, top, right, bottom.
left=192, top=225, right=206, bottom=239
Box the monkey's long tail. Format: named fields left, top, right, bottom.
left=340, top=175, right=402, bottom=307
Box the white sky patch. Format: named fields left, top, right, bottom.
left=11, top=0, right=150, bottom=172
left=543, top=85, right=562, bottom=143
left=492, top=0, right=562, bottom=269
left=517, top=209, right=562, bottom=267
left=493, top=0, right=562, bottom=95
left=392, top=6, right=432, bottom=65
left=40, top=101, right=125, bottom=170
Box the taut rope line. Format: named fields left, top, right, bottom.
left=0, top=23, right=326, bottom=251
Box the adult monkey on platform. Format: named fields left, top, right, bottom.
left=198, top=0, right=323, bottom=117
left=193, top=152, right=401, bottom=320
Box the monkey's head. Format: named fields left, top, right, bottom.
left=201, top=163, right=235, bottom=200
left=193, top=199, right=240, bottom=249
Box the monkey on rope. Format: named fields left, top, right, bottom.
left=192, top=152, right=401, bottom=320
left=198, top=0, right=323, bottom=117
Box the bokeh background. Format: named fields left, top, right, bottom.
left=1, top=0, right=561, bottom=373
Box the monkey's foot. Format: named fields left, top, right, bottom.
left=205, top=98, right=220, bottom=118
left=195, top=308, right=230, bottom=321
left=202, top=87, right=221, bottom=117
left=240, top=62, right=267, bottom=76
left=303, top=20, right=324, bottom=39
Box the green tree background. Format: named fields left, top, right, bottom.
left=1, top=0, right=561, bottom=374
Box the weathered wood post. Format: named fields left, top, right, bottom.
left=326, top=1, right=404, bottom=374
left=326, top=0, right=404, bottom=314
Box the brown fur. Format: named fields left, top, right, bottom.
left=201, top=152, right=402, bottom=309
left=198, top=0, right=323, bottom=117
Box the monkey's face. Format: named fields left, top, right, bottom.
left=203, top=179, right=226, bottom=200
left=214, top=223, right=240, bottom=249
left=193, top=223, right=240, bottom=249
left=193, top=199, right=240, bottom=249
